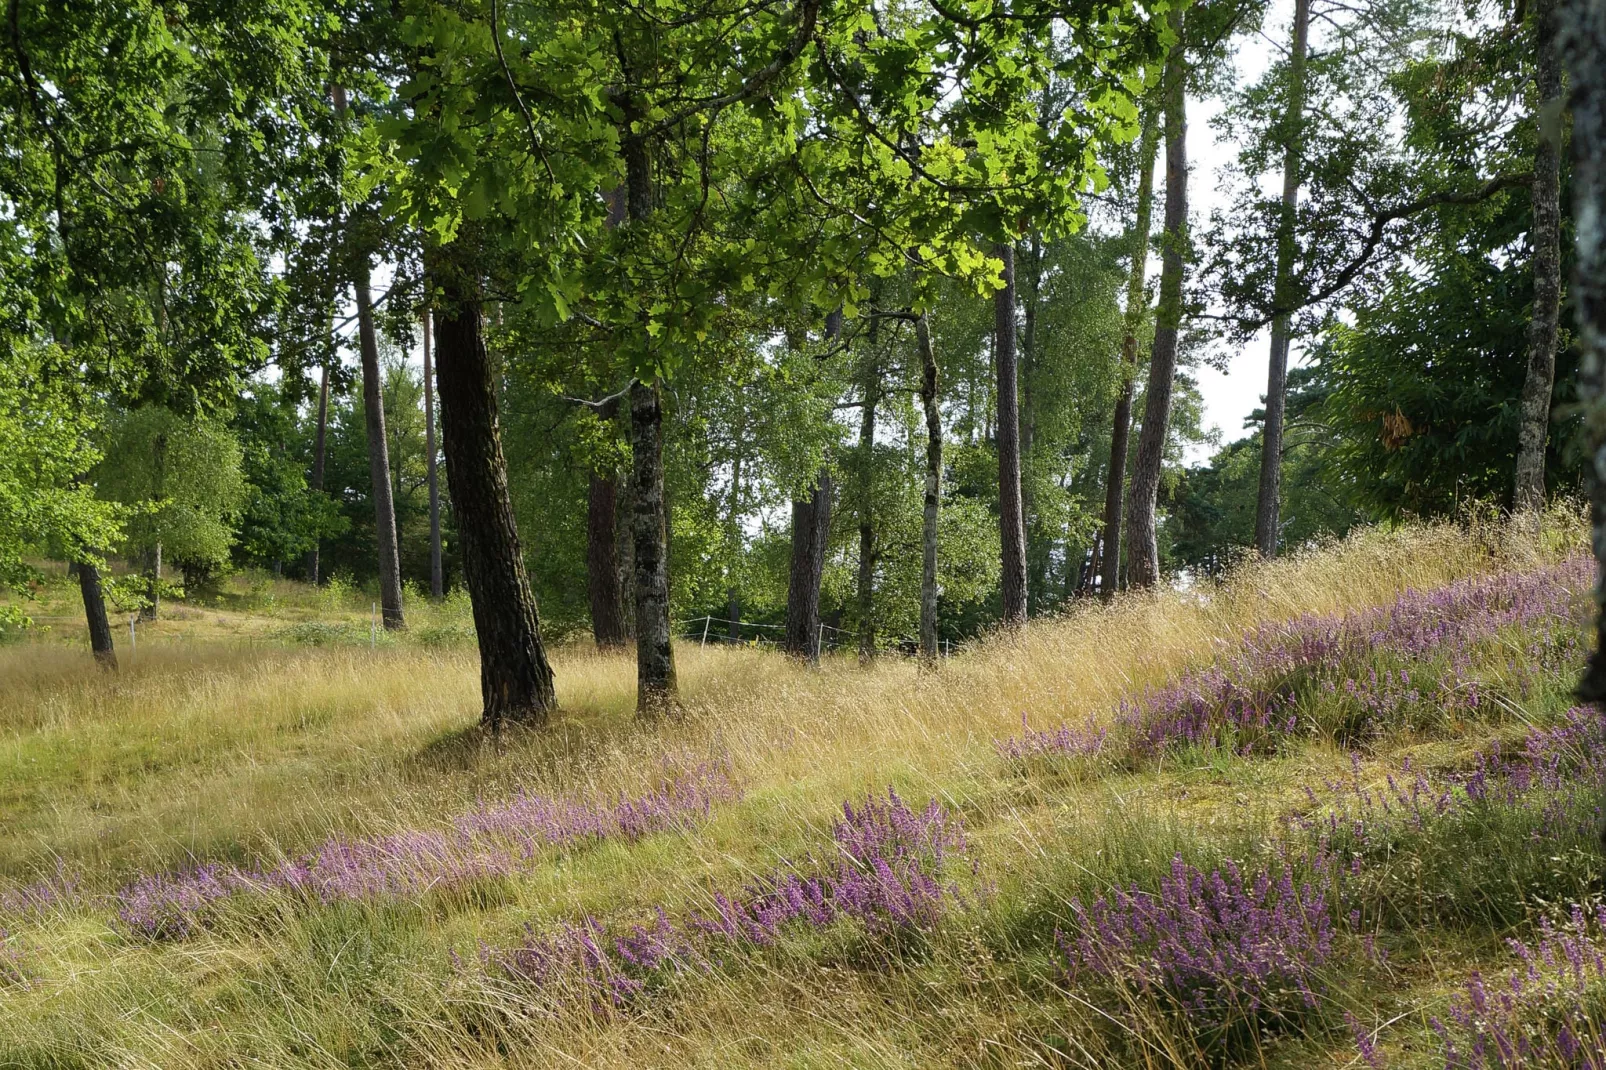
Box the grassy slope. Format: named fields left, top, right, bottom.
left=0, top=514, right=1597, bottom=1068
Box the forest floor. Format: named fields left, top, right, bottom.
left=1, top=512, right=1603, bottom=1068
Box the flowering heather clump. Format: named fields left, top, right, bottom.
left=1000, top=556, right=1590, bottom=761
left=0, top=862, right=79, bottom=921
left=1060, top=854, right=1335, bottom=1034
left=114, top=762, right=740, bottom=939
left=482, top=790, right=969, bottom=1016
left=995, top=714, right=1108, bottom=761
left=1428, top=905, right=1606, bottom=1069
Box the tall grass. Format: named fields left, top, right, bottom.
left=0, top=509, right=1595, bottom=1068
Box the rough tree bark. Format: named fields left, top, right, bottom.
left=1125, top=22, right=1189, bottom=590
left=77, top=560, right=116, bottom=669
left=1564, top=0, right=1606, bottom=711
left=994, top=243, right=1028, bottom=626
left=783, top=310, right=842, bottom=663
left=588, top=468, right=630, bottom=648
left=423, top=313, right=443, bottom=598
left=305, top=360, right=329, bottom=585
left=1254, top=0, right=1310, bottom=558
left=1101, top=106, right=1161, bottom=599
left=856, top=345, right=879, bottom=663
left=427, top=241, right=556, bottom=729
left=917, top=312, right=942, bottom=667
left=334, top=84, right=404, bottom=630
left=629, top=379, right=677, bottom=713
left=1514, top=0, right=1564, bottom=514
left=1020, top=234, right=1047, bottom=611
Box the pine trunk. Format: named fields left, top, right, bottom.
left=1254, top=0, right=1311, bottom=558
left=1515, top=0, right=1564, bottom=514
left=629, top=380, right=678, bottom=714
left=424, top=313, right=444, bottom=597
left=1564, top=0, right=1606, bottom=704
left=994, top=243, right=1028, bottom=626
left=1101, top=106, right=1160, bottom=600
left=1125, top=24, right=1189, bottom=590
left=306, top=360, right=329, bottom=585
left=917, top=313, right=942, bottom=667
left=428, top=246, right=556, bottom=729
left=856, top=354, right=879, bottom=663
left=588, top=469, right=630, bottom=648
left=78, top=560, right=116, bottom=670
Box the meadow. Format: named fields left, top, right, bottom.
left=1, top=512, right=1603, bottom=1068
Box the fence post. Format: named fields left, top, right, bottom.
left=701, top=615, right=710, bottom=647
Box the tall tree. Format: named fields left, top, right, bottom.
left=333, top=85, right=404, bottom=631
left=423, top=312, right=444, bottom=597
left=1101, top=106, right=1161, bottom=598
left=428, top=236, right=557, bottom=728
left=1253, top=0, right=1311, bottom=557
left=784, top=311, right=841, bottom=663
left=917, top=312, right=943, bottom=666
left=855, top=334, right=880, bottom=662
left=1127, top=15, right=1189, bottom=589
left=994, top=244, right=1028, bottom=625
left=1514, top=0, right=1565, bottom=512
left=306, top=360, right=330, bottom=584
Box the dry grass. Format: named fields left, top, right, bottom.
left=0, top=509, right=1591, bottom=1068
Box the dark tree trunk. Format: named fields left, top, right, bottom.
left=994, top=243, right=1028, bottom=626
left=1126, top=24, right=1189, bottom=590
left=629, top=380, right=677, bottom=714
left=1515, top=0, right=1564, bottom=514
left=428, top=245, right=556, bottom=729
left=728, top=415, right=745, bottom=643
left=423, top=313, right=444, bottom=597
left=783, top=470, right=833, bottom=662
left=1564, top=0, right=1606, bottom=706
left=306, top=360, right=329, bottom=585
left=1254, top=0, right=1311, bottom=558
left=1020, top=234, right=1049, bottom=612
left=588, top=469, right=630, bottom=648
left=1101, top=106, right=1160, bottom=600
left=140, top=541, right=160, bottom=622
left=917, top=312, right=942, bottom=667
left=856, top=352, right=879, bottom=663
left=78, top=560, right=116, bottom=670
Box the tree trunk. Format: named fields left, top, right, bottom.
left=428, top=244, right=556, bottom=729
left=78, top=560, right=116, bottom=670
left=424, top=312, right=444, bottom=597
left=1514, top=0, right=1564, bottom=514
left=629, top=380, right=678, bottom=714
left=1101, top=106, right=1161, bottom=600
left=140, top=541, right=160, bottom=622
left=1020, top=234, right=1048, bottom=612
left=333, top=84, right=405, bottom=630
left=1564, top=0, right=1606, bottom=706
left=728, top=414, right=745, bottom=643
left=856, top=351, right=879, bottom=663
left=783, top=311, right=843, bottom=663
left=1254, top=0, right=1311, bottom=558
left=994, top=243, right=1028, bottom=626
left=917, top=312, right=942, bottom=667
left=588, top=469, right=630, bottom=648
left=1125, top=23, right=1189, bottom=591
left=306, top=360, right=329, bottom=584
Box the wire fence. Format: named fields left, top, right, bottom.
left=672, top=614, right=955, bottom=658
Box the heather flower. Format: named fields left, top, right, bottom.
left=1060, top=854, right=1335, bottom=1033
left=0, top=929, right=27, bottom=989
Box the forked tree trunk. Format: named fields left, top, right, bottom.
left=629, top=379, right=677, bottom=714
left=1126, top=22, right=1189, bottom=590
left=856, top=350, right=879, bottom=663
left=1101, top=106, right=1160, bottom=600
left=1564, top=0, right=1606, bottom=708
left=423, top=313, right=443, bottom=597
left=334, top=84, right=404, bottom=630
left=994, top=243, right=1028, bottom=626
left=428, top=244, right=556, bottom=729
left=78, top=560, right=116, bottom=670
left=1253, top=0, right=1311, bottom=558
left=1514, top=0, right=1564, bottom=514
left=306, top=360, right=330, bottom=584
left=917, top=312, right=942, bottom=667
left=588, top=469, right=630, bottom=648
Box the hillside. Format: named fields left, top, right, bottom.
left=1, top=516, right=1602, bottom=1068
